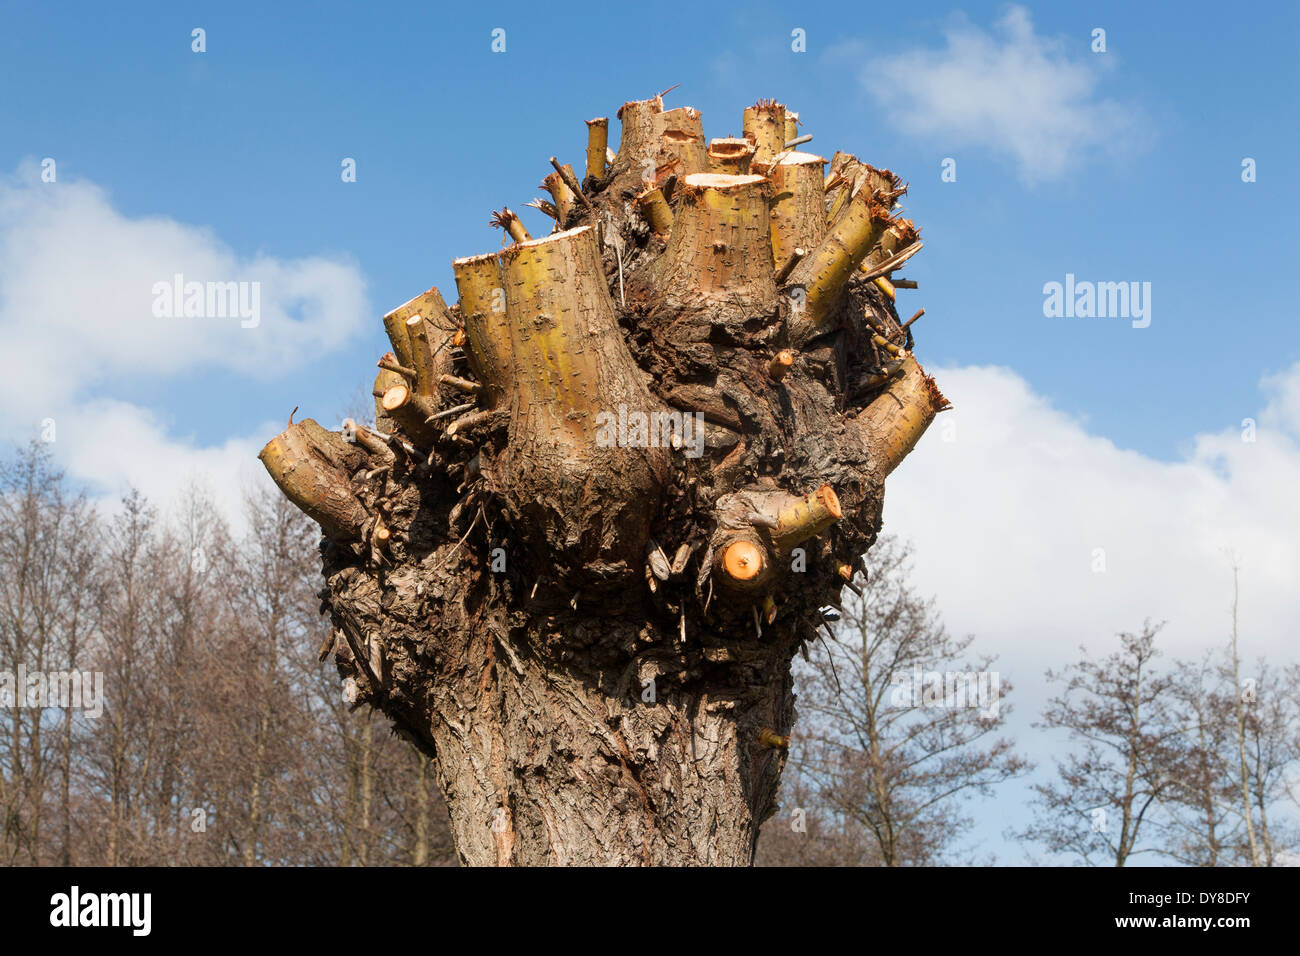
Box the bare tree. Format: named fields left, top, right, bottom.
left=0, top=442, right=99, bottom=864
left=1163, top=655, right=1238, bottom=866
left=763, top=537, right=1027, bottom=865
left=1226, top=563, right=1260, bottom=864
left=1020, top=623, right=1185, bottom=866
left=756, top=774, right=881, bottom=866
left=1228, top=659, right=1300, bottom=865
left=0, top=437, right=457, bottom=866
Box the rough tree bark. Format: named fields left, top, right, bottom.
left=259, top=93, right=948, bottom=866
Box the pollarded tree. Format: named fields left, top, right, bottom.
left=259, top=93, right=947, bottom=865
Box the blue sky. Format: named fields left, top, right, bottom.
left=2, top=1, right=1297, bottom=864
left=4, top=0, right=1296, bottom=456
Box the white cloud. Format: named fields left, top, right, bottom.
left=883, top=361, right=1300, bottom=859
left=51, top=400, right=281, bottom=530
left=886, top=360, right=1300, bottom=682
left=0, top=162, right=370, bottom=520
left=864, top=6, right=1143, bottom=182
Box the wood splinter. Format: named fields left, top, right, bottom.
left=523, top=198, right=558, bottom=221
left=647, top=540, right=671, bottom=581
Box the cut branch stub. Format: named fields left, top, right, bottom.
left=611, top=96, right=706, bottom=191
left=614, top=96, right=663, bottom=174
left=343, top=418, right=394, bottom=463
left=825, top=155, right=907, bottom=223
left=855, top=353, right=950, bottom=477
left=380, top=381, right=439, bottom=445
left=372, top=365, right=405, bottom=433
left=710, top=483, right=840, bottom=595
left=637, top=185, right=674, bottom=234
left=742, top=100, right=786, bottom=165
left=542, top=163, right=581, bottom=223
left=452, top=252, right=511, bottom=408
left=491, top=207, right=531, bottom=244
left=382, top=286, right=455, bottom=371
left=786, top=185, right=894, bottom=346
left=767, top=349, right=794, bottom=381
left=707, top=137, right=758, bottom=176
left=657, top=108, right=706, bottom=174
left=713, top=532, right=772, bottom=592
left=585, top=117, right=609, bottom=182
left=405, top=314, right=448, bottom=398
left=494, top=224, right=668, bottom=565
left=766, top=484, right=842, bottom=553
left=754, top=151, right=827, bottom=274
left=382, top=306, right=416, bottom=369
left=258, top=419, right=369, bottom=542
left=726, top=484, right=843, bottom=554
left=645, top=173, right=777, bottom=312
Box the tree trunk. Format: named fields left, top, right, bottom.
left=260, top=94, right=946, bottom=865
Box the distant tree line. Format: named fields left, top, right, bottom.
left=0, top=441, right=455, bottom=866
left=1, top=440, right=1294, bottom=866
left=757, top=541, right=1299, bottom=866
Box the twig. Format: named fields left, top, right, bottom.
left=775, top=247, right=805, bottom=284
left=426, top=401, right=476, bottom=423
left=814, top=628, right=845, bottom=699
left=379, top=358, right=417, bottom=379
left=549, top=157, right=592, bottom=208
left=440, top=505, right=483, bottom=570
